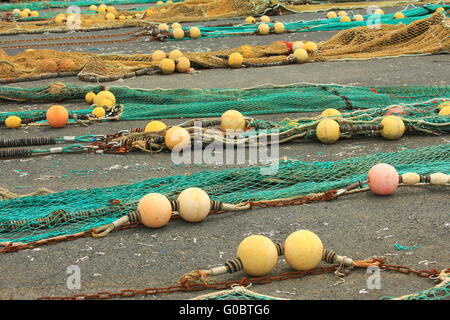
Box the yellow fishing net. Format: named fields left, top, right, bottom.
left=0, top=13, right=448, bottom=83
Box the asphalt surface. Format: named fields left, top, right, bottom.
left=0, top=4, right=449, bottom=301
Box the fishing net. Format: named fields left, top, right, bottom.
left=192, top=286, right=285, bottom=300
left=1, top=82, right=449, bottom=121
left=0, top=12, right=448, bottom=83
left=0, top=143, right=449, bottom=244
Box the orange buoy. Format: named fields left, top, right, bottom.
left=368, top=163, right=399, bottom=195
left=137, top=193, right=173, bottom=228
left=46, top=105, right=69, bottom=128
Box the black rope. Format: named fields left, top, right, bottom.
left=0, top=137, right=56, bottom=148
left=0, top=148, right=33, bottom=159
left=319, top=85, right=354, bottom=110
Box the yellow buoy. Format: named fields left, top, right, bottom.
left=89, top=5, right=97, bottom=11
left=221, top=110, right=246, bottom=131
left=273, top=22, right=285, bottom=34
left=337, top=10, right=347, bottom=17
left=380, top=115, right=405, bottom=140
left=439, top=105, right=450, bottom=116
left=176, top=57, right=191, bottom=73
left=23, top=8, right=31, bottom=15
left=97, top=5, right=107, bottom=13
left=98, top=98, right=114, bottom=110
left=438, top=101, right=450, bottom=109
left=304, top=41, right=318, bottom=52
left=177, top=188, right=210, bottom=222
left=353, top=14, right=364, bottom=21
left=145, top=120, right=167, bottom=132
left=228, top=52, right=243, bottom=68
left=119, top=15, right=126, bottom=20
left=19, top=10, right=29, bottom=18
left=168, top=49, right=183, bottom=60
left=435, top=7, right=445, bottom=13
left=245, top=16, right=256, bottom=24
left=258, top=23, right=270, bottom=35
left=92, top=107, right=106, bottom=118
left=284, top=230, right=324, bottom=271
left=54, top=14, right=66, bottom=24
left=171, top=22, right=182, bottom=29
left=316, top=118, right=340, bottom=144
left=165, top=126, right=191, bottom=151
left=292, top=41, right=305, bottom=51
left=137, top=193, right=172, bottom=228
left=134, top=13, right=142, bottom=19
left=189, top=27, right=201, bottom=38
left=30, top=11, right=39, bottom=17
left=394, top=12, right=405, bottom=19
left=320, top=108, right=342, bottom=119
left=172, top=28, right=184, bottom=40
left=152, top=50, right=167, bottom=61
left=85, top=91, right=96, bottom=104
left=340, top=15, right=351, bottom=22
left=326, top=11, right=337, bottom=19
left=293, top=49, right=308, bottom=62
left=107, top=6, right=116, bottom=13
left=105, top=13, right=116, bottom=21
left=5, top=116, right=21, bottom=129
left=12, top=9, right=20, bottom=15
left=236, top=235, right=278, bottom=276
left=166, top=0, right=173, bottom=4
left=260, top=15, right=270, bottom=23
left=159, top=58, right=176, bottom=75
left=93, top=91, right=116, bottom=107
left=374, top=8, right=384, bottom=15
left=158, top=23, right=169, bottom=32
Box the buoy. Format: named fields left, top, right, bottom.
left=46, top=105, right=69, bottom=128
left=159, top=58, right=176, bottom=74
left=92, top=107, right=106, bottom=118
left=5, top=116, right=21, bottom=129
left=368, top=163, right=399, bottom=195
left=85, top=91, right=96, bottom=104
left=40, top=59, right=58, bottom=73
left=177, top=188, right=210, bottom=222
left=167, top=0, right=173, bottom=4
left=380, top=115, right=405, bottom=140
left=58, top=58, right=76, bottom=72
left=171, top=22, right=182, bottom=29
left=105, top=13, right=116, bottom=21
left=321, top=108, right=342, bottom=118
left=327, top=11, right=337, bottom=19
left=292, top=41, right=305, bottom=51
left=189, top=27, right=201, bottom=38
left=137, top=193, right=172, bottom=228
left=316, top=118, right=340, bottom=144
left=168, top=49, right=183, bottom=60
left=98, top=98, right=114, bottom=109
left=293, top=49, right=308, bottom=62
left=97, top=5, right=107, bottom=13
left=156, top=1, right=164, bottom=5
left=25, top=49, right=35, bottom=53
left=89, top=5, right=97, bottom=11
left=337, top=11, right=347, bottom=17
left=30, top=11, right=39, bottom=17
left=430, top=173, right=449, bottom=185
left=257, top=23, right=270, bottom=35
left=260, top=15, right=271, bottom=23
left=172, top=28, right=184, bottom=40
left=236, top=235, right=278, bottom=276
left=93, top=91, right=116, bottom=107
left=439, top=106, right=450, bottom=116
left=394, top=12, right=405, bottom=19
left=438, top=101, right=450, bottom=109
left=54, top=14, right=66, bottom=24
left=107, top=6, right=116, bottom=13
left=228, top=52, right=244, bottom=68
left=374, top=8, right=384, bottom=15
left=22, top=8, right=31, bottom=15
left=119, top=15, right=126, bottom=21
left=245, top=16, right=256, bottom=24
left=273, top=22, right=285, bottom=34
left=19, top=10, right=29, bottom=18
left=158, top=23, right=169, bottom=32
left=401, top=172, right=420, bottom=185
left=176, top=57, right=191, bottom=73
left=353, top=14, right=364, bottom=21
left=12, top=9, right=20, bottom=15
left=284, top=230, right=324, bottom=271
left=303, top=41, right=318, bottom=52
left=340, top=15, right=351, bottom=22
left=152, top=50, right=167, bottom=61
left=145, top=120, right=167, bottom=132
left=221, top=110, right=245, bottom=131
left=165, top=126, right=191, bottom=151
left=435, top=7, right=445, bottom=13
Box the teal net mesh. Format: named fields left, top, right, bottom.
left=1, top=83, right=449, bottom=121
left=0, top=144, right=449, bottom=244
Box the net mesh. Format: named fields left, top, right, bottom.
left=0, top=144, right=448, bottom=244
left=1, top=82, right=449, bottom=121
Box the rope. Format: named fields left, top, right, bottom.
left=0, top=187, right=55, bottom=200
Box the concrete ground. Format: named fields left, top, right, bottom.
left=0, top=4, right=449, bottom=300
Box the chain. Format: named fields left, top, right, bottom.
left=379, top=263, right=441, bottom=279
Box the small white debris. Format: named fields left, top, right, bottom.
left=76, top=256, right=89, bottom=263
left=359, top=289, right=368, bottom=294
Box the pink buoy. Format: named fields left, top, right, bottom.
left=384, top=105, right=406, bottom=116
left=367, top=163, right=399, bottom=195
